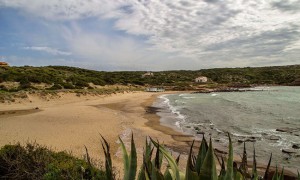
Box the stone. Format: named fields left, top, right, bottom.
left=269, top=135, right=280, bottom=141
left=196, top=131, right=205, bottom=135
left=276, top=128, right=296, bottom=133
left=282, top=149, right=296, bottom=154
left=238, top=139, right=245, bottom=143
left=214, top=148, right=228, bottom=154
left=214, top=139, right=221, bottom=142
left=292, top=144, right=300, bottom=149
left=245, top=138, right=256, bottom=142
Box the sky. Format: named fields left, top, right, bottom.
left=0, top=0, right=300, bottom=71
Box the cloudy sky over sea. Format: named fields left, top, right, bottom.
left=0, top=0, right=300, bottom=70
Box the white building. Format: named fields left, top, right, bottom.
left=142, top=72, right=154, bottom=78
left=145, top=87, right=165, bottom=92
left=195, top=76, right=208, bottom=83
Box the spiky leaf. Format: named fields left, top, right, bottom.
left=279, top=167, right=284, bottom=180
left=185, top=140, right=199, bottom=179
left=263, top=153, right=272, bottom=180
left=272, top=165, right=279, bottom=180
left=128, top=134, right=137, bottom=180
left=239, top=142, right=248, bottom=177
left=224, top=133, right=233, bottom=180
left=151, top=138, right=181, bottom=180
left=252, top=146, right=258, bottom=180
left=199, top=138, right=218, bottom=180
left=195, top=136, right=208, bottom=174
left=100, top=135, right=114, bottom=180
left=218, top=158, right=226, bottom=180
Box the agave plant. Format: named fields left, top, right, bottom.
left=98, top=133, right=298, bottom=180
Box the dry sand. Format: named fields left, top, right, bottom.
left=0, top=91, right=191, bottom=173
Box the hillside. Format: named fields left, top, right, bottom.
left=0, top=65, right=300, bottom=92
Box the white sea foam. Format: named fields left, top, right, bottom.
left=182, top=96, right=195, bottom=99
left=211, top=93, right=218, bottom=96
left=158, top=94, right=186, bottom=126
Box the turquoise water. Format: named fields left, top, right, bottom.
left=154, top=86, right=300, bottom=169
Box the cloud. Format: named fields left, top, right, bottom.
left=271, top=0, right=300, bottom=12
left=23, top=46, right=71, bottom=56
left=1, top=0, right=300, bottom=70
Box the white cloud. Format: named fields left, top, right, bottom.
left=23, top=46, right=71, bottom=56
left=2, top=0, right=300, bottom=69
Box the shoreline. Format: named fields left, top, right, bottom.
left=142, top=93, right=195, bottom=152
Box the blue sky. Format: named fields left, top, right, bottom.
left=0, top=0, right=300, bottom=71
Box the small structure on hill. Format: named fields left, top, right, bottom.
left=0, top=62, right=9, bottom=66
left=195, top=76, right=208, bottom=83
left=142, top=72, right=154, bottom=78
left=146, top=87, right=165, bottom=92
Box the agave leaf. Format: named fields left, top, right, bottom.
left=155, top=142, right=161, bottom=169
left=164, top=167, right=173, bottom=180
left=128, top=134, right=137, bottom=180
left=234, top=171, right=243, bottom=180
left=185, top=140, right=199, bottom=179
left=145, top=138, right=152, bottom=161
left=263, top=153, right=272, bottom=180
left=218, top=157, right=226, bottom=180
left=144, top=153, right=152, bottom=180
left=272, top=165, right=279, bottom=180
left=152, top=167, right=165, bottom=180
left=176, top=154, right=181, bottom=165
left=233, top=162, right=243, bottom=180
left=239, top=142, right=248, bottom=177
left=149, top=142, right=164, bottom=179
left=196, top=136, right=208, bottom=174
left=224, top=133, right=233, bottom=180
left=151, top=138, right=181, bottom=180
left=279, top=167, right=284, bottom=180
left=252, top=146, right=258, bottom=180
left=138, top=153, right=147, bottom=180
left=84, top=145, right=92, bottom=167
left=119, top=137, right=129, bottom=178
left=100, top=135, right=114, bottom=180
left=199, top=137, right=218, bottom=180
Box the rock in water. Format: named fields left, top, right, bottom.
left=292, top=144, right=300, bottom=149
left=282, top=149, right=297, bottom=154
left=276, top=127, right=296, bottom=133
left=269, top=135, right=280, bottom=140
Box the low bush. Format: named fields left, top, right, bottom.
left=0, top=143, right=106, bottom=179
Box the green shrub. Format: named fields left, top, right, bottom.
left=0, top=143, right=106, bottom=179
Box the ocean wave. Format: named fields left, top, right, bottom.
left=159, top=94, right=186, bottom=125
left=182, top=96, right=195, bottom=99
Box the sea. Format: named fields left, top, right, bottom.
left=153, top=86, right=300, bottom=169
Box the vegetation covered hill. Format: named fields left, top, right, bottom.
left=0, top=65, right=299, bottom=92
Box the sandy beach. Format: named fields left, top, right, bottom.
left=0, top=91, right=192, bottom=172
